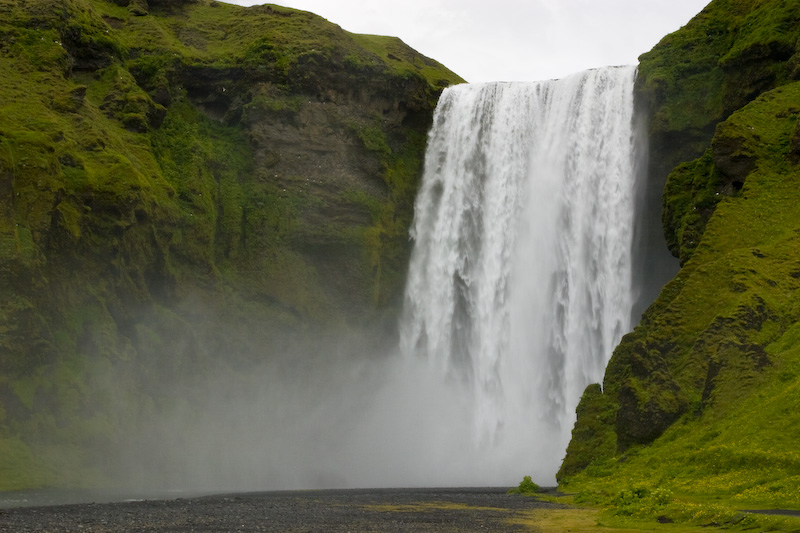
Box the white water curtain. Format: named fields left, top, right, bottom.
left=401, top=66, right=638, bottom=477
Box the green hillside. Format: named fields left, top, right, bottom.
left=559, top=1, right=800, bottom=530
left=0, top=0, right=462, bottom=489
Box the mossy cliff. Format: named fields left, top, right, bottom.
left=0, top=0, right=462, bottom=489
left=560, top=0, right=800, bottom=528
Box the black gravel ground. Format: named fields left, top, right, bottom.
left=0, top=487, right=561, bottom=532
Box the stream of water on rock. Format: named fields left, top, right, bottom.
left=398, top=65, right=639, bottom=481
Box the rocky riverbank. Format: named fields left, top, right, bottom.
left=0, top=487, right=560, bottom=532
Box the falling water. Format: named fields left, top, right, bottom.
left=400, top=66, right=639, bottom=478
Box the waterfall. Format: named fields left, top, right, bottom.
left=111, top=67, right=643, bottom=492
left=400, top=66, right=639, bottom=478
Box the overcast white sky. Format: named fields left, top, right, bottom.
left=223, top=0, right=710, bottom=82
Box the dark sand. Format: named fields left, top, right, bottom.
left=0, top=487, right=561, bottom=532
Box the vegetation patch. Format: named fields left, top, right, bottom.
left=507, top=504, right=752, bottom=532
left=561, top=1, right=800, bottom=526
left=508, top=475, right=542, bottom=495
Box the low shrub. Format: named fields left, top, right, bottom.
left=509, top=475, right=541, bottom=494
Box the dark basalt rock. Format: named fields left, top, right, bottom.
left=791, top=117, right=800, bottom=164
left=69, top=85, right=87, bottom=108
left=615, top=378, right=687, bottom=450
left=712, top=133, right=755, bottom=192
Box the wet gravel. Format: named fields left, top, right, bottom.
left=0, top=487, right=561, bottom=532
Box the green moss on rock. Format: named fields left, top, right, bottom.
left=561, top=3, right=800, bottom=527
left=557, top=383, right=617, bottom=481
left=637, top=0, right=800, bottom=264
left=0, top=0, right=463, bottom=489
left=562, top=23, right=800, bottom=522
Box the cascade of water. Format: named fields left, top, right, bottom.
left=400, top=66, right=639, bottom=472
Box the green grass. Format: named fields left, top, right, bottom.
left=563, top=338, right=800, bottom=523
left=93, top=0, right=462, bottom=91
left=638, top=0, right=800, bottom=134
left=349, top=33, right=463, bottom=88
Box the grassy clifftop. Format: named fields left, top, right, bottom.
left=636, top=0, right=800, bottom=264
left=0, top=0, right=462, bottom=489
left=559, top=0, right=800, bottom=529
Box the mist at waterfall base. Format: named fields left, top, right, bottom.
left=112, top=65, right=659, bottom=493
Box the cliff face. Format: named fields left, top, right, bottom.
left=560, top=0, right=800, bottom=521
left=0, top=0, right=462, bottom=488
